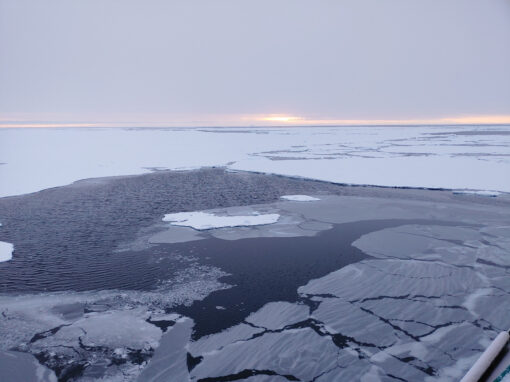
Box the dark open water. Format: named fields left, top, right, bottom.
left=0, top=169, right=346, bottom=293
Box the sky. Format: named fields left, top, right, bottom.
left=0, top=0, right=509, bottom=127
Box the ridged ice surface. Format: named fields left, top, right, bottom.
left=191, top=328, right=340, bottom=381
left=245, top=302, right=309, bottom=330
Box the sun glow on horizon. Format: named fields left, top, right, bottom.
left=1, top=114, right=510, bottom=128
left=258, top=115, right=302, bottom=123
left=252, top=114, right=510, bottom=126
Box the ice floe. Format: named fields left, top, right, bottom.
left=136, top=318, right=193, bottom=382
left=148, top=225, right=205, bottom=244
left=54, top=310, right=161, bottom=349
left=0, top=241, right=13, bottom=262
left=162, top=211, right=280, bottom=230
left=189, top=323, right=264, bottom=356
left=190, top=328, right=340, bottom=381
left=453, top=190, right=502, bottom=197
left=154, top=205, right=296, bottom=243
left=245, top=302, right=309, bottom=330
left=299, top=259, right=484, bottom=300
left=280, top=194, right=320, bottom=202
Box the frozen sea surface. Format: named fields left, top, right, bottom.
left=0, top=125, right=509, bottom=197
left=452, top=190, right=502, bottom=197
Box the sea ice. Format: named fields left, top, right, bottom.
left=0, top=241, right=13, bottom=262
left=136, top=318, right=193, bottom=382
left=280, top=195, right=320, bottom=202
left=58, top=309, right=162, bottom=349
left=162, top=211, right=280, bottom=230
left=151, top=201, right=339, bottom=244
left=245, top=302, right=309, bottom=330
left=0, top=350, right=57, bottom=382
left=189, top=323, right=264, bottom=356
left=1, top=125, right=509, bottom=197
left=453, top=190, right=502, bottom=197
left=299, top=258, right=483, bottom=301
left=191, top=328, right=340, bottom=381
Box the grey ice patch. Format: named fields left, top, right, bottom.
left=298, top=259, right=484, bottom=301
left=298, top=220, right=333, bottom=231
left=245, top=302, right=309, bottom=330
left=148, top=226, right=205, bottom=244
left=190, top=328, right=339, bottom=381
left=189, top=323, right=264, bottom=356
left=209, top=223, right=317, bottom=241
left=51, top=302, right=85, bottom=321
left=32, top=309, right=162, bottom=351
left=312, top=298, right=398, bottom=348
left=136, top=318, right=193, bottom=382
left=352, top=224, right=482, bottom=263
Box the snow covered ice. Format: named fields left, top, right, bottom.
left=280, top=194, right=320, bottom=201
left=452, top=190, right=502, bottom=197
left=0, top=241, right=13, bottom=262
left=162, top=211, right=280, bottom=230
left=1, top=125, right=510, bottom=197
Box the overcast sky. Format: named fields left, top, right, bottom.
left=1, top=0, right=509, bottom=126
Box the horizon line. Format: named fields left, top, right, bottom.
left=1, top=114, right=510, bottom=129
left=1, top=122, right=510, bottom=129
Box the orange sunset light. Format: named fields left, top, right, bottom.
left=258, top=115, right=303, bottom=123
left=0, top=114, right=510, bottom=128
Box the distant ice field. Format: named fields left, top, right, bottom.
left=0, top=124, right=509, bottom=197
